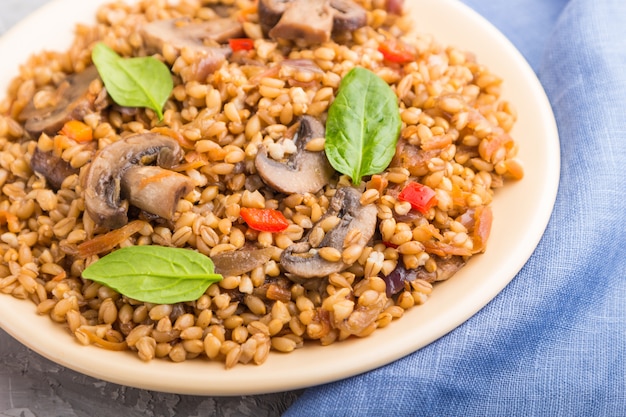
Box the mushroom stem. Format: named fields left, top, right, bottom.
left=121, top=165, right=194, bottom=221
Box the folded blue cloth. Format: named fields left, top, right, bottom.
left=285, top=0, right=626, bottom=415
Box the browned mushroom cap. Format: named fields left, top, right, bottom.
left=258, top=0, right=367, bottom=44
left=83, top=133, right=193, bottom=229
left=254, top=115, right=334, bottom=195
left=280, top=187, right=377, bottom=278
left=18, top=66, right=99, bottom=138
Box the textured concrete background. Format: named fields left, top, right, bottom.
left=0, top=1, right=301, bottom=415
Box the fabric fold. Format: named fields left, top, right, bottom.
left=285, top=0, right=626, bottom=415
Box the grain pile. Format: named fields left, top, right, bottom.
left=0, top=0, right=523, bottom=368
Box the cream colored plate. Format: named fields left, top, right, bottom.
left=0, top=0, right=559, bottom=395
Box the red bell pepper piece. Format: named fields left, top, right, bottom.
left=240, top=207, right=289, bottom=232
left=398, top=182, right=437, bottom=214
left=228, top=38, right=254, bottom=52
left=378, top=39, right=415, bottom=64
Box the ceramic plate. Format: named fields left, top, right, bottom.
left=0, top=0, right=559, bottom=395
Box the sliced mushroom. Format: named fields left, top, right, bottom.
left=30, top=147, right=80, bottom=191
left=379, top=253, right=465, bottom=297
left=141, top=17, right=244, bottom=51
left=83, top=133, right=193, bottom=229
left=211, top=246, right=275, bottom=277
left=329, top=0, right=368, bottom=32
left=121, top=165, right=194, bottom=221
left=258, top=0, right=367, bottom=44
left=255, top=115, right=334, bottom=194
left=140, top=17, right=241, bottom=82
left=258, top=0, right=290, bottom=35
left=269, top=0, right=334, bottom=45
left=280, top=187, right=377, bottom=278
left=414, top=255, right=466, bottom=283
left=18, top=66, right=99, bottom=137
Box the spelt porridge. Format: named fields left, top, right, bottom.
left=0, top=0, right=523, bottom=368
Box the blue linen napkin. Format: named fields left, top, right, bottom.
left=285, top=0, right=626, bottom=415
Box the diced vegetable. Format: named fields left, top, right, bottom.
left=398, top=182, right=437, bottom=214
left=228, top=38, right=254, bottom=52
left=70, top=220, right=145, bottom=258
left=59, top=120, right=93, bottom=142
left=378, top=39, right=415, bottom=64
left=379, top=262, right=415, bottom=297
left=471, top=205, right=493, bottom=253
left=240, top=207, right=289, bottom=232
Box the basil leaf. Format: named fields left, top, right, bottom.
left=82, top=246, right=223, bottom=304
left=92, top=43, right=173, bottom=121
left=325, top=67, right=402, bottom=185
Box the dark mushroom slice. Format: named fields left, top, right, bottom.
left=258, top=0, right=367, bottom=43
left=83, top=133, right=191, bottom=229
left=211, top=246, right=275, bottom=277
left=18, top=66, right=100, bottom=138
left=280, top=187, right=377, bottom=279
left=255, top=115, right=334, bottom=194
left=268, top=0, right=334, bottom=45
left=30, top=147, right=80, bottom=191
left=330, top=0, right=368, bottom=33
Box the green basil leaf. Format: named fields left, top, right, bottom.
left=92, top=43, right=173, bottom=121
left=325, top=67, right=402, bottom=185
left=82, top=246, right=223, bottom=304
